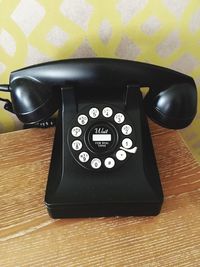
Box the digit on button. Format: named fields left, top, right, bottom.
left=116, top=150, right=127, bottom=161
left=89, top=107, right=99, bottom=118
left=78, top=114, right=88, bottom=125
left=104, top=157, right=115, bottom=169
left=91, top=158, right=101, bottom=169
left=72, top=140, right=82, bottom=151
left=102, top=107, right=113, bottom=118
left=114, top=113, right=125, bottom=124
left=121, top=124, right=132, bottom=135
left=79, top=152, right=89, bottom=162
left=122, top=138, right=133, bottom=149
left=71, top=127, right=82, bottom=137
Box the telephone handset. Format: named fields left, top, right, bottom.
left=1, top=58, right=197, bottom=217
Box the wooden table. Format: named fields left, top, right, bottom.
left=0, top=122, right=200, bottom=267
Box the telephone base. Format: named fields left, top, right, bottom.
left=45, top=114, right=163, bottom=218
left=47, top=203, right=162, bottom=219
left=45, top=87, right=163, bottom=218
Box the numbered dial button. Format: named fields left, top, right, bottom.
left=122, top=138, right=133, bottom=149
left=122, top=124, right=132, bottom=135
left=116, top=150, right=127, bottom=161
left=91, top=158, right=101, bottom=169
left=79, top=152, right=89, bottom=163
left=104, top=157, right=115, bottom=169
left=89, top=107, right=99, bottom=118
left=78, top=114, right=88, bottom=125
left=71, top=127, right=82, bottom=137
left=114, top=113, right=125, bottom=124
left=102, top=107, right=113, bottom=118
left=72, top=140, right=82, bottom=151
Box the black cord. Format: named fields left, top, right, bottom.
left=0, top=84, right=10, bottom=92
left=0, top=97, right=14, bottom=113
left=0, top=97, right=8, bottom=102
left=0, top=84, right=13, bottom=113
left=23, top=117, right=57, bottom=129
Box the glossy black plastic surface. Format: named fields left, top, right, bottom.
left=45, top=87, right=163, bottom=217
left=4, top=58, right=197, bottom=218
left=10, top=78, right=59, bottom=124
left=9, top=58, right=197, bottom=128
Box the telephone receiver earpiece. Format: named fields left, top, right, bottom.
left=10, top=78, right=60, bottom=124
left=144, top=82, right=197, bottom=129
left=8, top=58, right=197, bottom=128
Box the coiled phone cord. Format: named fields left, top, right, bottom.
left=23, top=118, right=56, bottom=129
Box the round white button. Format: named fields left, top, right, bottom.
left=102, top=107, right=113, bottom=118
left=91, top=158, right=101, bottom=169
left=89, top=107, right=99, bottom=118
left=114, top=113, right=125, bottom=124
left=121, top=124, right=132, bottom=135
left=79, top=152, right=89, bottom=163
left=122, top=138, right=133, bottom=149
left=116, top=150, right=127, bottom=161
left=71, top=127, right=82, bottom=137
left=104, top=157, right=115, bottom=169
left=72, top=140, right=82, bottom=151
left=78, top=114, right=88, bottom=125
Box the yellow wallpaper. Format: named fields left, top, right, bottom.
left=0, top=0, right=200, bottom=161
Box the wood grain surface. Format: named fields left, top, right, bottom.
left=0, top=121, right=200, bottom=267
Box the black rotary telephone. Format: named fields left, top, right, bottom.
left=0, top=58, right=197, bottom=218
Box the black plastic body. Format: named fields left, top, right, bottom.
left=45, top=86, right=163, bottom=218
left=5, top=58, right=197, bottom=218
